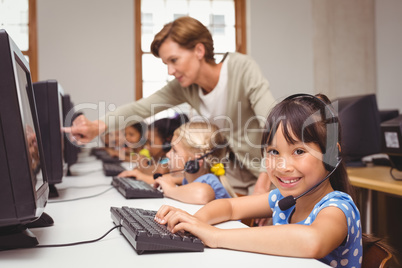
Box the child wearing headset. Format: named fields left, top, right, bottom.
left=154, top=94, right=363, bottom=267
left=118, top=114, right=188, bottom=184
left=154, top=121, right=236, bottom=205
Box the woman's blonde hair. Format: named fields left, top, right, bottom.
left=173, top=121, right=237, bottom=198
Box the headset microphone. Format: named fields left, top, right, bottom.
left=153, top=168, right=185, bottom=180
left=278, top=158, right=341, bottom=211
left=153, top=148, right=217, bottom=180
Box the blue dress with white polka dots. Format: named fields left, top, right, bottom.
left=268, top=189, right=362, bottom=268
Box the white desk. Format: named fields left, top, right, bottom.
left=0, top=163, right=328, bottom=268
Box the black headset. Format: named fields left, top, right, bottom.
left=283, top=93, right=341, bottom=171
left=153, top=147, right=218, bottom=179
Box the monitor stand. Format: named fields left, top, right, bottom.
left=25, top=212, right=54, bottom=228
left=49, top=184, right=59, bottom=198
left=0, top=225, right=38, bottom=250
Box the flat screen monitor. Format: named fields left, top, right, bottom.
left=61, top=94, right=81, bottom=172
left=0, top=29, right=49, bottom=249
left=381, top=115, right=402, bottom=171
left=335, top=94, right=382, bottom=165
left=33, top=80, right=68, bottom=197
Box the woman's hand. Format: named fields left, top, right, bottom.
left=63, top=115, right=106, bottom=144
left=154, top=205, right=220, bottom=248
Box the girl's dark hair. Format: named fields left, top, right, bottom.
left=149, top=113, right=189, bottom=143
left=127, top=121, right=148, bottom=146
left=128, top=121, right=146, bottom=135
left=261, top=93, right=355, bottom=199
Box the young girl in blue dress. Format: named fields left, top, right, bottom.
left=154, top=121, right=236, bottom=205
left=154, top=94, right=363, bottom=267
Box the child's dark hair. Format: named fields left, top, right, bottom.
left=127, top=121, right=148, bottom=146
left=261, top=93, right=356, bottom=199
left=149, top=113, right=189, bottom=143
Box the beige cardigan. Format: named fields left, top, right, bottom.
left=101, top=52, right=276, bottom=177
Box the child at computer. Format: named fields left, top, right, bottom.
left=118, top=114, right=188, bottom=184
left=101, top=122, right=147, bottom=161
left=154, top=94, right=363, bottom=267
left=121, top=121, right=149, bottom=162
left=100, top=129, right=125, bottom=159
left=153, top=121, right=236, bottom=205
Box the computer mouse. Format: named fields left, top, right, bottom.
left=25, top=212, right=54, bottom=228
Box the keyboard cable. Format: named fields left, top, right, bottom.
left=36, top=225, right=122, bottom=248
left=48, top=186, right=115, bottom=203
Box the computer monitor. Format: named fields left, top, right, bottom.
left=381, top=115, right=402, bottom=171
left=33, top=80, right=68, bottom=197
left=61, top=94, right=81, bottom=172
left=0, top=29, right=49, bottom=249
left=335, top=94, right=382, bottom=165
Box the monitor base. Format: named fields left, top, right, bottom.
left=49, top=184, right=59, bottom=198
left=0, top=226, right=39, bottom=250
left=25, top=212, right=54, bottom=228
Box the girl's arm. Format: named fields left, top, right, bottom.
left=156, top=193, right=272, bottom=226
left=156, top=179, right=215, bottom=205
left=195, top=193, right=272, bottom=224
left=158, top=204, right=348, bottom=258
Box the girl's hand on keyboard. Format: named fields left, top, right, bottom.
left=158, top=208, right=220, bottom=248
left=153, top=177, right=175, bottom=196
left=154, top=205, right=184, bottom=225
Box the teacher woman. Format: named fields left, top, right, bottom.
left=66, top=16, right=276, bottom=196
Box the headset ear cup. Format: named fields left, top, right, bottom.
left=184, top=159, right=200, bottom=174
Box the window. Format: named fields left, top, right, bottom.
left=135, top=0, right=246, bottom=106
left=0, top=0, right=37, bottom=81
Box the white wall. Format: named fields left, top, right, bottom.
left=247, top=0, right=315, bottom=101
left=37, top=0, right=402, bottom=121
left=37, top=0, right=134, bottom=121
left=375, top=0, right=402, bottom=112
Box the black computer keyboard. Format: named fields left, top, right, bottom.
left=92, top=148, right=122, bottom=163
left=103, top=163, right=126, bottom=176
left=91, top=148, right=108, bottom=158
left=112, top=176, right=163, bottom=199
left=110, top=207, right=204, bottom=254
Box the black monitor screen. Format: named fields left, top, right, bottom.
left=336, top=94, right=381, bottom=165
left=15, top=57, right=46, bottom=192
left=32, top=80, right=68, bottom=198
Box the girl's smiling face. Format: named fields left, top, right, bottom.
left=265, top=123, right=329, bottom=198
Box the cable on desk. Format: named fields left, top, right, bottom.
left=36, top=225, right=122, bottom=248
left=48, top=186, right=115, bottom=203
left=389, top=167, right=402, bottom=181
left=57, top=183, right=113, bottom=191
